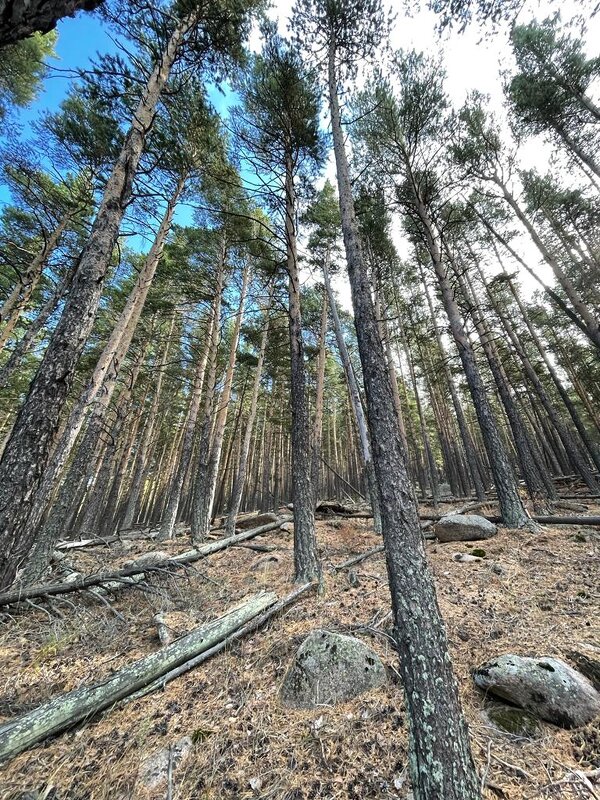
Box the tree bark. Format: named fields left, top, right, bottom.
left=311, top=286, right=328, bottom=503
left=192, top=261, right=249, bottom=541
left=323, top=259, right=381, bottom=533
left=411, top=187, right=529, bottom=528
left=0, top=211, right=70, bottom=353
left=225, top=294, right=272, bottom=537
left=327, top=35, right=480, bottom=800
left=158, top=314, right=214, bottom=541
left=285, top=151, right=320, bottom=582
left=0, top=0, right=104, bottom=46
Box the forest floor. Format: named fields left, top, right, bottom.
left=0, top=503, right=598, bottom=800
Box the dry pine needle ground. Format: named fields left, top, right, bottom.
left=0, top=510, right=598, bottom=800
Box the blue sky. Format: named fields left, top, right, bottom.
left=0, top=10, right=237, bottom=232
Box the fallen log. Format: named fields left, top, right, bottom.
left=350, top=510, right=600, bottom=527
left=55, top=536, right=122, bottom=551
left=128, top=581, right=317, bottom=702
left=0, top=591, right=277, bottom=763
left=0, top=518, right=289, bottom=608
left=333, top=545, right=384, bottom=571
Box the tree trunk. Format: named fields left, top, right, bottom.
left=285, top=151, right=319, bottom=582
left=225, top=295, right=272, bottom=537
left=0, top=211, right=70, bottom=353
left=328, top=36, right=480, bottom=800
left=192, top=261, right=249, bottom=541
left=20, top=179, right=184, bottom=552
left=158, top=310, right=216, bottom=540
left=120, top=313, right=177, bottom=530
left=411, top=186, right=529, bottom=527
left=0, top=267, right=73, bottom=393
left=418, top=268, right=486, bottom=499
left=495, top=179, right=600, bottom=352
left=0, top=0, right=105, bottom=46
left=323, top=258, right=381, bottom=533
left=452, top=255, right=555, bottom=507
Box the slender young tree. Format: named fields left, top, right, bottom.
left=235, top=25, right=323, bottom=581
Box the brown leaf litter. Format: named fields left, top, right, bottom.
left=0, top=508, right=598, bottom=800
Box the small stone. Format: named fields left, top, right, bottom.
left=457, top=627, right=471, bottom=642
left=452, top=552, right=483, bottom=563
left=280, top=521, right=294, bottom=533
left=124, top=550, right=170, bottom=570
left=347, top=570, right=359, bottom=587
left=136, top=737, right=193, bottom=792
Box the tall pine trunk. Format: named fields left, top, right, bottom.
left=285, top=152, right=319, bottom=582
left=328, top=36, right=480, bottom=800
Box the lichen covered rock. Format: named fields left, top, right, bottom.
left=280, top=629, right=385, bottom=708
left=474, top=654, right=600, bottom=728
left=434, top=514, right=497, bottom=542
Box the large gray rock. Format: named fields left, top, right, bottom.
left=280, top=629, right=385, bottom=708
left=434, top=514, right=497, bottom=542
left=473, top=655, right=600, bottom=729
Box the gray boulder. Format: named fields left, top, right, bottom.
left=280, top=629, right=385, bottom=708
left=434, top=514, right=497, bottom=542
left=473, top=654, right=600, bottom=728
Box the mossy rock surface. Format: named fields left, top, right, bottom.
left=486, top=703, right=541, bottom=739
left=280, top=629, right=386, bottom=708
left=471, top=548, right=487, bottom=558
left=474, top=654, right=600, bottom=728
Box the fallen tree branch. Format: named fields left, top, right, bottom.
left=0, top=519, right=289, bottom=607
left=0, top=591, right=278, bottom=763
left=333, top=545, right=384, bottom=571
left=127, top=581, right=317, bottom=703
left=55, top=536, right=122, bottom=551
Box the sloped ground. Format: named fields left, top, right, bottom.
left=0, top=509, right=598, bottom=800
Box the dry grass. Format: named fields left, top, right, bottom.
left=0, top=508, right=598, bottom=800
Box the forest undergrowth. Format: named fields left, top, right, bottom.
left=0, top=509, right=598, bottom=800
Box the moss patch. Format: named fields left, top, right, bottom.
left=486, top=704, right=541, bottom=739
